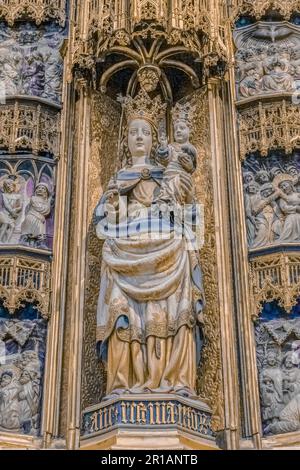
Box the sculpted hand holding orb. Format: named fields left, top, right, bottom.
left=95, top=91, right=205, bottom=400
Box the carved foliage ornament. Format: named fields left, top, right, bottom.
left=242, top=154, right=300, bottom=249
left=0, top=0, right=66, bottom=26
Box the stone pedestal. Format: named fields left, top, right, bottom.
left=80, top=394, right=218, bottom=450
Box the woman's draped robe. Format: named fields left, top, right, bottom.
left=95, top=165, right=204, bottom=397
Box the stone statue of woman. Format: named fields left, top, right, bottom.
left=94, top=91, right=205, bottom=400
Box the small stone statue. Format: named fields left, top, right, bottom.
left=274, top=174, right=300, bottom=243
left=156, top=102, right=197, bottom=207
left=282, top=352, right=300, bottom=404
left=0, top=177, right=23, bottom=244
left=21, top=182, right=52, bottom=248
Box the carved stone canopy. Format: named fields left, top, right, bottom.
left=72, top=1, right=229, bottom=100
left=232, top=0, right=300, bottom=21
left=234, top=22, right=300, bottom=102
left=0, top=0, right=66, bottom=26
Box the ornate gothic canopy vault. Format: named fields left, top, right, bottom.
left=72, top=0, right=229, bottom=102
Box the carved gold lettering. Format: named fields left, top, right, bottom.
left=103, top=407, right=108, bottom=428
left=98, top=409, right=103, bottom=430
left=120, top=402, right=127, bottom=423
left=129, top=403, right=136, bottom=424
left=161, top=402, right=167, bottom=424
left=148, top=402, right=155, bottom=425
left=155, top=402, right=161, bottom=425
left=136, top=402, right=147, bottom=424
left=166, top=402, right=176, bottom=424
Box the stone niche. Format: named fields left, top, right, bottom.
left=79, top=89, right=223, bottom=450
left=0, top=21, right=65, bottom=104
left=256, top=300, right=300, bottom=436
left=0, top=158, right=55, bottom=250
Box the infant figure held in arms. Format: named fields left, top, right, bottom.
left=156, top=117, right=197, bottom=207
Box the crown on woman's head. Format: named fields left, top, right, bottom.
left=172, top=101, right=196, bottom=128
left=121, top=90, right=166, bottom=129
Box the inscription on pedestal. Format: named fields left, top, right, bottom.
left=82, top=397, right=214, bottom=440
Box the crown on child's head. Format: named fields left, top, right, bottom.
left=172, top=101, right=196, bottom=128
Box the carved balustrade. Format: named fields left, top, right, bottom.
left=0, top=0, right=66, bottom=25
left=0, top=255, right=51, bottom=319
left=250, top=252, right=300, bottom=318
left=0, top=101, right=61, bottom=158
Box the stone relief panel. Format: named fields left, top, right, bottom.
left=234, top=22, right=300, bottom=101
left=233, top=1, right=300, bottom=23
left=0, top=302, right=47, bottom=435
left=242, top=152, right=300, bottom=249
left=0, top=159, right=55, bottom=249
left=0, top=22, right=64, bottom=104
left=256, top=300, right=300, bottom=435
